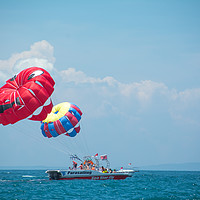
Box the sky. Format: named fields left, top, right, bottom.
left=0, top=0, right=200, bottom=169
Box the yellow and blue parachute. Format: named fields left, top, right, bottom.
left=41, top=102, right=82, bottom=138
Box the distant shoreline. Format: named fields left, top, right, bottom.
left=139, top=162, right=200, bottom=171
left=1, top=162, right=200, bottom=171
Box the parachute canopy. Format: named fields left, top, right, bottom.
left=0, top=67, right=55, bottom=125
left=41, top=102, right=82, bottom=138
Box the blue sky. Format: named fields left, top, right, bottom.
left=0, top=0, right=200, bottom=169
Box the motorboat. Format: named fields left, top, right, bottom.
left=46, top=154, right=135, bottom=180
left=46, top=169, right=134, bottom=180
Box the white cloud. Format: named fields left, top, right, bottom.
left=14, top=58, right=54, bottom=72
left=60, top=68, right=117, bottom=85
left=177, top=88, right=200, bottom=103
left=118, top=80, right=168, bottom=100
left=0, top=71, right=7, bottom=82
left=60, top=68, right=167, bottom=103
left=1, top=41, right=199, bottom=127
left=0, top=40, right=55, bottom=81
left=169, top=88, right=200, bottom=125
left=59, top=67, right=200, bottom=126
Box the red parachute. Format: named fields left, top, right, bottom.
left=0, top=67, right=55, bottom=125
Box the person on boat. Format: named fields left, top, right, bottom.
left=91, top=165, right=96, bottom=170
left=109, top=168, right=113, bottom=173
left=73, top=161, right=77, bottom=169
left=101, top=166, right=108, bottom=173
left=83, top=160, right=87, bottom=166
left=83, top=160, right=89, bottom=169
left=88, top=160, right=94, bottom=169
left=78, top=163, right=83, bottom=170
left=103, top=168, right=108, bottom=173
left=86, top=163, right=90, bottom=170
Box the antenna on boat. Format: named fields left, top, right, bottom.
left=70, top=154, right=83, bottom=162
left=105, top=160, right=110, bottom=169
left=93, top=156, right=100, bottom=170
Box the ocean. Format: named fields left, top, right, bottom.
left=0, top=170, right=200, bottom=199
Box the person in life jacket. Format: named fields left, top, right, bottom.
left=101, top=166, right=108, bottom=173
left=91, top=165, right=96, bottom=170
left=83, top=159, right=94, bottom=170
left=88, top=160, right=93, bottom=169
left=78, top=163, right=83, bottom=170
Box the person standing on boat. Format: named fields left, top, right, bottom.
left=101, top=166, right=106, bottom=173
left=73, top=161, right=77, bottom=169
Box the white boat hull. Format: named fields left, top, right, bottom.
left=46, top=169, right=134, bottom=180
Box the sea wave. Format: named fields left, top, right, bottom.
left=22, top=175, right=36, bottom=178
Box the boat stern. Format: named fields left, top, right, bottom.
left=46, top=170, right=62, bottom=180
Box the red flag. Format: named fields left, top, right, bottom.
left=94, top=153, right=98, bottom=157
left=100, top=154, right=107, bottom=160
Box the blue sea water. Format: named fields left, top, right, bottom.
left=0, top=170, right=200, bottom=200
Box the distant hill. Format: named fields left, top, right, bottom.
left=0, top=166, right=66, bottom=170
left=140, top=162, right=200, bottom=171
left=1, top=162, right=200, bottom=171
